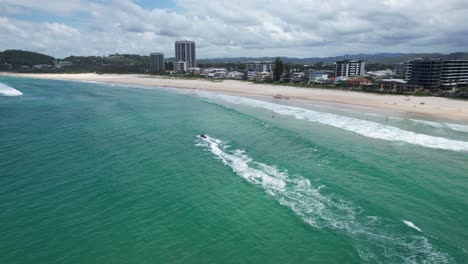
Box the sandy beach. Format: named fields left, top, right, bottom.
left=2, top=72, right=468, bottom=121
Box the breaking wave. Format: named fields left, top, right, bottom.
left=198, top=93, right=468, bottom=152
left=197, top=135, right=452, bottom=263
left=407, top=119, right=468, bottom=134
left=303, top=104, right=468, bottom=134
left=444, top=123, right=468, bottom=133
left=0, top=83, right=22, bottom=96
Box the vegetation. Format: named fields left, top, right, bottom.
left=0, top=50, right=152, bottom=73
left=452, top=87, right=468, bottom=98
left=283, top=64, right=292, bottom=79
left=60, top=54, right=150, bottom=73
left=0, top=50, right=54, bottom=68
left=414, top=91, right=431, bottom=97
left=197, top=62, right=245, bottom=70
left=273, top=57, right=284, bottom=81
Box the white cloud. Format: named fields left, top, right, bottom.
left=0, top=17, right=22, bottom=34
left=0, top=0, right=468, bottom=58
left=0, top=0, right=89, bottom=15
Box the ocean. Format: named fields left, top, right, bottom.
left=0, top=76, right=467, bottom=263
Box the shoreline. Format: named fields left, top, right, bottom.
left=1, top=72, right=468, bottom=122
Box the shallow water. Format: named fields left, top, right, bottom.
left=1, top=77, right=467, bottom=263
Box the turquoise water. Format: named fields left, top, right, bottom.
left=0, top=77, right=467, bottom=263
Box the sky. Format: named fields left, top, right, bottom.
left=1, top=0, right=468, bottom=59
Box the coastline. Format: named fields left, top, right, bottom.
left=1, top=72, right=468, bottom=122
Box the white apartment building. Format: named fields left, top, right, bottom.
left=334, top=60, right=366, bottom=77
left=246, top=61, right=275, bottom=73
left=173, top=61, right=188, bottom=72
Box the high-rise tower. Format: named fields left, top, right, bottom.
left=175, top=41, right=196, bottom=68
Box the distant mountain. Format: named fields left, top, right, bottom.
left=0, top=50, right=55, bottom=68
left=198, top=52, right=468, bottom=65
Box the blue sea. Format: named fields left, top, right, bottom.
left=1, top=76, right=467, bottom=263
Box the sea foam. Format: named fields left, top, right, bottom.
left=444, top=123, right=468, bottom=133
left=0, top=83, right=22, bottom=96
left=198, top=93, right=468, bottom=152
left=308, top=103, right=468, bottom=134
left=407, top=119, right=468, bottom=133
left=197, top=135, right=452, bottom=263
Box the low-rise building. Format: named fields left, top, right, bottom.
left=188, top=67, right=201, bottom=75
left=247, top=70, right=257, bottom=80
left=246, top=61, right=274, bottom=73
left=33, top=64, right=53, bottom=70
left=280, top=73, right=290, bottom=83
left=343, top=77, right=372, bottom=87
left=334, top=76, right=348, bottom=84
left=246, top=61, right=277, bottom=79
left=366, top=79, right=425, bottom=94
left=54, top=60, right=73, bottom=68
left=173, top=61, right=188, bottom=72
left=309, top=72, right=330, bottom=84
left=227, top=71, right=244, bottom=80
left=291, top=72, right=306, bottom=83
left=202, top=68, right=227, bottom=78
left=255, top=71, right=272, bottom=81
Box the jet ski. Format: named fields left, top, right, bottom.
left=200, top=134, right=207, bottom=139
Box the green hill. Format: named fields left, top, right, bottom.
left=0, top=50, right=55, bottom=68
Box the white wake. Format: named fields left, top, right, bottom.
left=0, top=82, right=22, bottom=96
left=197, top=135, right=452, bottom=263
left=403, top=220, right=423, bottom=232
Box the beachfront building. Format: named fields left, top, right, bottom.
left=439, top=60, right=468, bottom=91
left=173, top=61, right=188, bottom=72
left=405, top=59, right=443, bottom=90
left=343, top=77, right=372, bottom=87
left=255, top=71, right=273, bottom=81
left=201, top=68, right=228, bottom=78
left=188, top=67, right=201, bottom=75
left=227, top=71, right=244, bottom=80
left=365, top=79, right=425, bottom=94
left=291, top=72, right=306, bottom=83
left=246, top=70, right=257, bottom=80
left=245, top=61, right=276, bottom=80
left=395, top=62, right=408, bottom=78
left=175, top=40, right=196, bottom=68
left=150, top=52, right=165, bottom=73
left=406, top=59, right=468, bottom=91
left=246, top=61, right=275, bottom=74
left=334, top=60, right=366, bottom=78
left=308, top=72, right=330, bottom=84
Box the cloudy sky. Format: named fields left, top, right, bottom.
left=1, top=0, right=467, bottom=58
